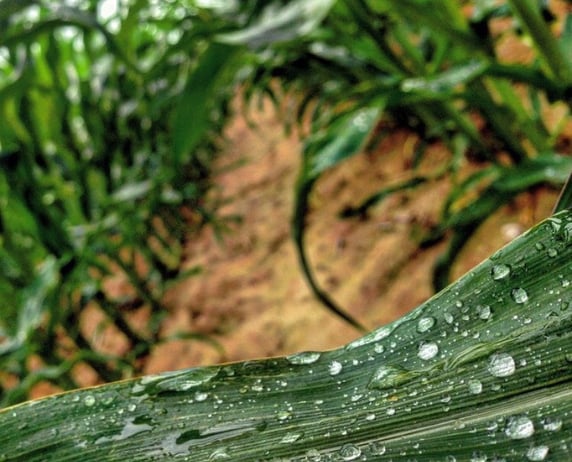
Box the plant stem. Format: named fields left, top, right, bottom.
left=507, top=0, right=572, bottom=83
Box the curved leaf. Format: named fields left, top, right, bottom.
left=2, top=210, right=572, bottom=460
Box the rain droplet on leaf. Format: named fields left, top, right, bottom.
left=505, top=415, right=534, bottom=439
left=488, top=353, right=516, bottom=377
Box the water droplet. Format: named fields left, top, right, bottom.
left=339, top=443, right=361, bottom=461
left=417, top=341, right=439, bottom=360
left=470, top=452, right=487, bottom=462
left=505, top=415, right=534, bottom=439
left=527, top=445, right=549, bottom=461
left=444, top=312, right=454, bottom=324
left=154, top=367, right=220, bottom=392
left=468, top=379, right=483, bottom=394
left=374, top=344, right=385, bottom=354
left=286, top=351, right=321, bottom=365
left=445, top=456, right=457, bottom=462
left=511, top=287, right=529, bottom=304
left=476, top=305, right=492, bottom=320
left=328, top=360, right=343, bottom=376
left=280, top=432, right=303, bottom=444
left=488, top=353, right=516, bottom=377
left=305, top=448, right=322, bottom=461
left=368, top=364, right=413, bottom=390
left=542, top=417, right=562, bottom=431
left=417, top=316, right=436, bottom=333
left=547, top=248, right=558, bottom=257
left=84, top=395, right=96, bottom=407
left=209, top=448, right=231, bottom=460
left=194, top=391, right=208, bottom=402
left=368, top=442, right=386, bottom=455
left=346, top=325, right=393, bottom=350
left=386, top=407, right=396, bottom=416
left=491, top=264, right=511, bottom=281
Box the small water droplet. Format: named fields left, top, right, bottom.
left=468, top=379, right=483, bottom=394
left=417, top=341, right=439, bottom=360
left=339, top=443, right=361, bottom=461
left=280, top=432, right=303, bottom=444
left=286, top=351, right=321, bottom=365
left=547, top=248, right=558, bottom=257
left=491, top=264, right=511, bottom=281
left=84, top=395, right=96, bottom=407
left=444, top=312, right=454, bottom=324
left=542, top=417, right=562, bottom=431
left=328, top=361, right=343, bottom=376
left=305, top=448, right=322, bottom=461
left=374, top=344, right=385, bottom=354
left=511, top=287, right=529, bottom=304
left=505, top=415, right=534, bottom=439
left=368, top=442, right=386, bottom=455
left=470, top=452, right=487, bottom=462
left=209, top=448, right=231, bottom=460
left=386, top=407, right=396, bottom=416
left=488, top=353, right=516, bottom=377
left=527, top=445, right=549, bottom=461
left=417, top=316, right=436, bottom=333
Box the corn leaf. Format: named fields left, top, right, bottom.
left=1, top=209, right=572, bottom=460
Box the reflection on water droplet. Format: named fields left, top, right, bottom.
left=527, top=445, right=549, bottom=461
left=468, top=379, right=483, bottom=394
left=488, top=353, right=516, bottom=377
left=328, top=361, right=343, bottom=376
left=339, top=443, right=361, bottom=461
left=417, top=341, right=439, bottom=360
left=511, top=287, right=529, bottom=304
left=417, top=316, right=436, bottom=333
left=491, top=264, right=511, bottom=281
left=505, top=415, right=534, bottom=439
left=286, top=351, right=321, bottom=365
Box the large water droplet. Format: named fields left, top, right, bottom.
left=286, top=351, right=321, bottom=365
left=339, top=443, right=361, bottom=461
left=511, top=288, right=529, bottom=304
left=417, top=341, right=439, bottom=360
left=491, top=264, right=511, bottom=281
left=417, top=316, right=436, bottom=333
left=328, top=361, right=343, bottom=376
left=505, top=416, right=534, bottom=439
left=527, top=446, right=549, bottom=461
left=476, top=305, right=492, bottom=320
left=488, top=353, right=516, bottom=377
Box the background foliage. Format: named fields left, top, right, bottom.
left=1, top=0, right=572, bottom=410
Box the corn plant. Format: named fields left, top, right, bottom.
left=0, top=1, right=241, bottom=406
left=1, top=180, right=571, bottom=460
left=214, top=0, right=572, bottom=326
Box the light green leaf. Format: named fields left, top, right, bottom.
left=2, top=210, right=572, bottom=460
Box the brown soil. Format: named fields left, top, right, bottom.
left=142, top=100, right=557, bottom=375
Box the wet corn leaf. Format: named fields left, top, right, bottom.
left=1, top=209, right=572, bottom=460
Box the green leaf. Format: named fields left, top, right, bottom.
left=2, top=209, right=572, bottom=460
left=171, top=42, right=237, bottom=166
left=216, top=0, right=336, bottom=48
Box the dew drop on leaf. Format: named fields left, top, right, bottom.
left=505, top=415, right=534, bottom=439
left=511, top=287, right=529, bottom=304
left=368, top=364, right=412, bottom=390
left=84, top=395, right=96, bottom=407
left=339, top=443, right=361, bottom=461
left=527, top=445, right=549, bottom=461
left=541, top=417, right=562, bottom=431
left=417, top=341, right=439, bottom=360
left=417, top=316, right=436, bottom=333
left=328, top=360, right=343, bottom=376
left=286, top=351, right=321, bottom=365
left=488, top=353, right=516, bottom=377
left=491, top=264, right=511, bottom=281
left=468, top=379, right=483, bottom=394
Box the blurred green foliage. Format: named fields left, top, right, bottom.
left=0, top=0, right=241, bottom=406
left=217, top=0, right=572, bottom=317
